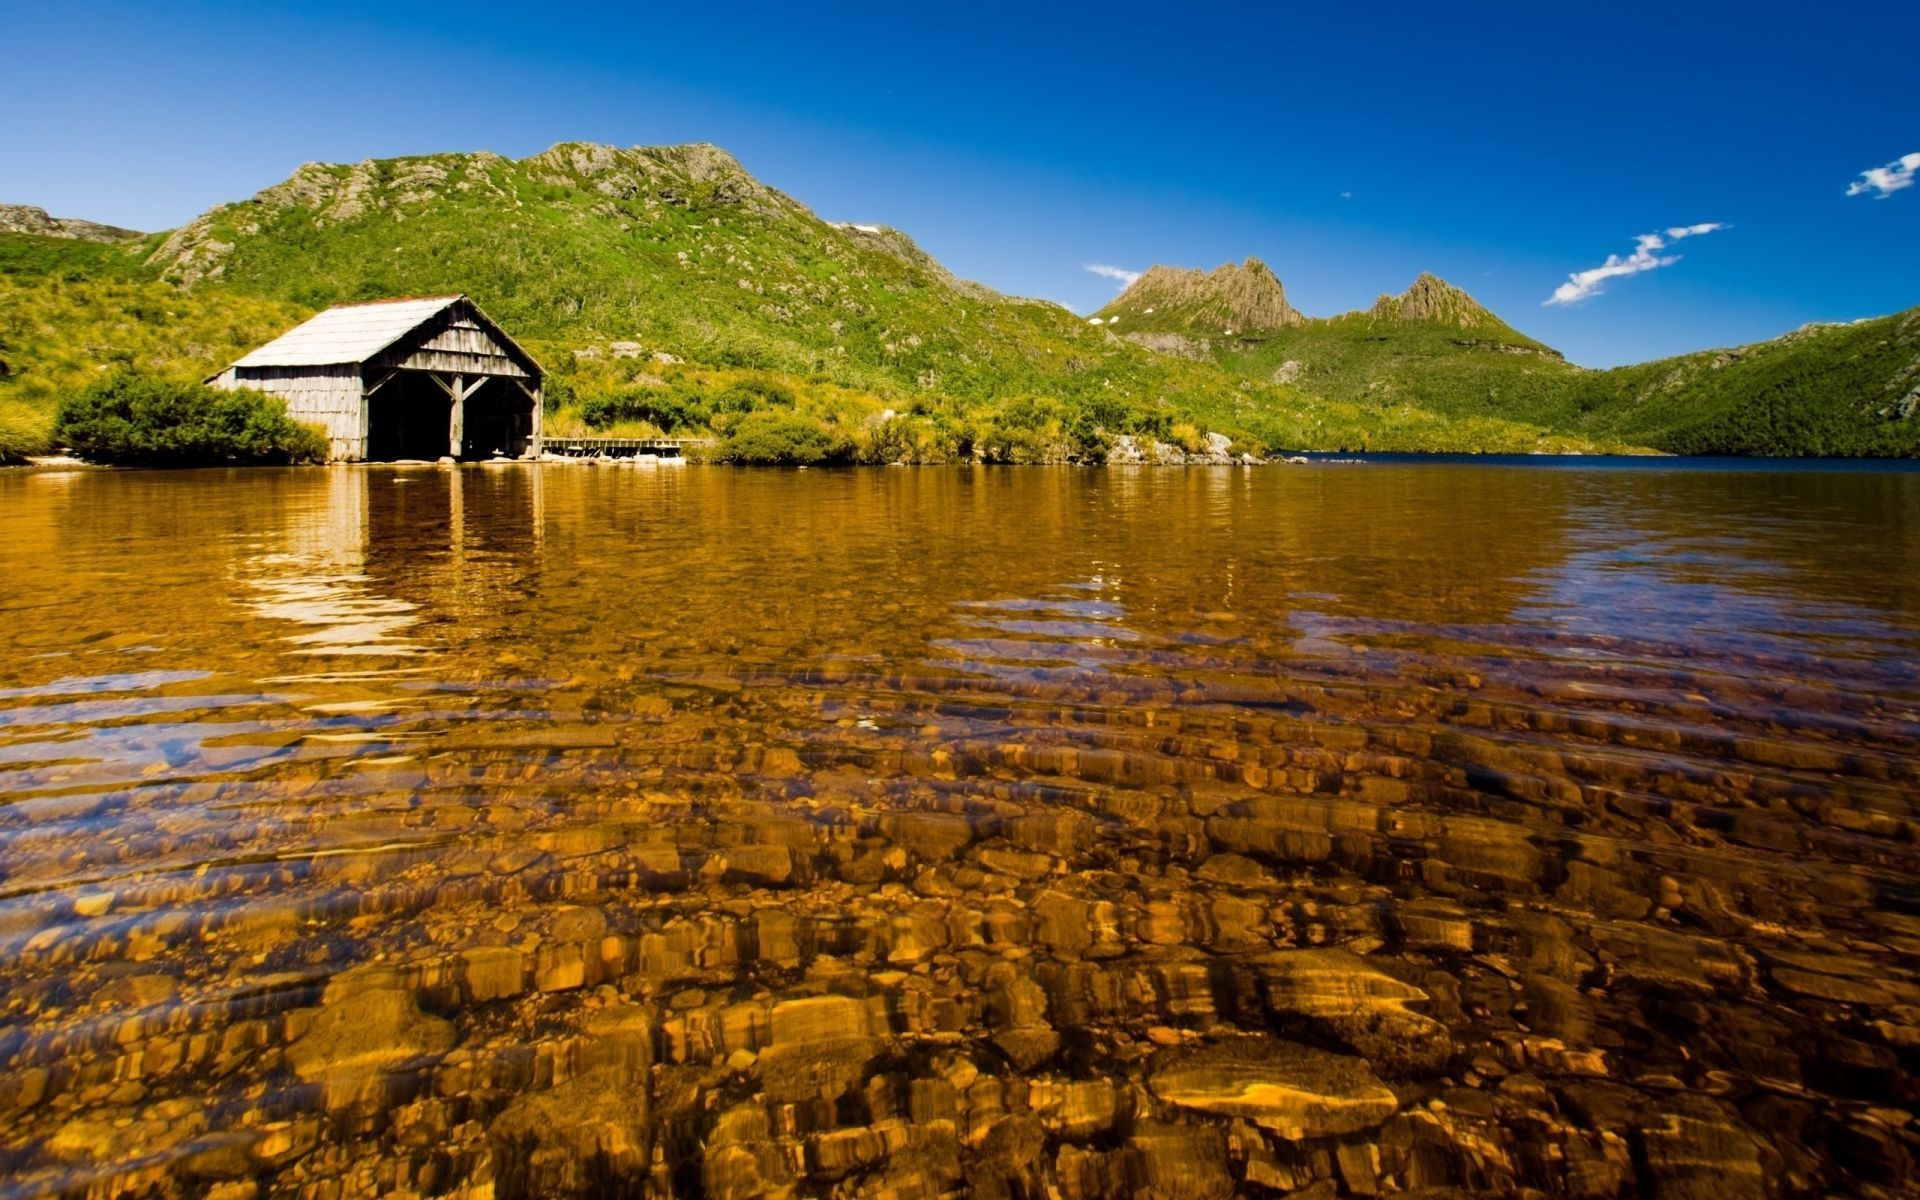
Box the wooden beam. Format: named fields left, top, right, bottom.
left=427, top=372, right=458, bottom=400
left=448, top=373, right=464, bottom=459
left=365, top=369, right=398, bottom=397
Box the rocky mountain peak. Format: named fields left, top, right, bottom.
left=1100, top=256, right=1305, bottom=333
left=0, top=204, right=142, bottom=243
left=1366, top=273, right=1497, bottom=328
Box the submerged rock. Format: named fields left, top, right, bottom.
left=286, top=988, right=453, bottom=1107
left=1261, top=948, right=1453, bottom=1075
left=1149, top=1038, right=1399, bottom=1140
left=490, top=1067, right=650, bottom=1198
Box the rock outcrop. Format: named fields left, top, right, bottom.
left=1099, top=257, right=1306, bottom=333
left=0, top=204, right=141, bottom=242
left=1365, top=271, right=1501, bottom=328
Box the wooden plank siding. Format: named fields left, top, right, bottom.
left=373, top=317, right=532, bottom=379
left=228, top=364, right=367, bottom=460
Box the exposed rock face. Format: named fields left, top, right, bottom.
left=0, top=204, right=142, bottom=242
left=1365, top=272, right=1500, bottom=328
left=1101, top=257, right=1306, bottom=333
left=1122, top=330, right=1213, bottom=360
left=1149, top=1040, right=1398, bottom=1139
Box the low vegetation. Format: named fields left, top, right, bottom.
left=54, top=372, right=327, bottom=467
left=0, top=398, right=49, bottom=462
left=0, top=261, right=309, bottom=459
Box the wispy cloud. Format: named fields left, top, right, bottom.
left=1846, top=152, right=1920, bottom=198
left=1544, top=223, right=1727, bottom=307
left=1083, top=263, right=1141, bottom=289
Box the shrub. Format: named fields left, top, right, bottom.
left=581, top=383, right=710, bottom=432
left=0, top=398, right=51, bottom=463
left=712, top=377, right=796, bottom=414
left=54, top=372, right=328, bottom=467
left=712, top=411, right=855, bottom=465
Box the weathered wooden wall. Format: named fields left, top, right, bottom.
left=371, top=306, right=532, bottom=379
left=221, top=365, right=367, bottom=460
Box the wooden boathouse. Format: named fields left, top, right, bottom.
left=208, top=295, right=543, bottom=462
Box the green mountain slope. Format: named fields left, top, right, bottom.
left=2, top=142, right=1603, bottom=460
left=1102, top=259, right=1920, bottom=457
left=1563, top=310, right=1920, bottom=456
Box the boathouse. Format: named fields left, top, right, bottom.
left=208, top=295, right=543, bottom=462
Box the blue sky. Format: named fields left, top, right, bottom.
left=2, top=0, right=1915, bottom=367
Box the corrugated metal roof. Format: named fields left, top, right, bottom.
left=231, top=296, right=465, bottom=368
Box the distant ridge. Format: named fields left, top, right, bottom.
left=0, top=204, right=142, bottom=243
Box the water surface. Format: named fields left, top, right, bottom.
left=1, top=463, right=1917, bottom=1198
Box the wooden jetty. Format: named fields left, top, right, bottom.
left=540, top=436, right=697, bottom=459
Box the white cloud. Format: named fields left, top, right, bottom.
left=1544, top=223, right=1726, bottom=307
left=1083, top=263, right=1141, bottom=289
left=1846, top=152, right=1920, bottom=198
left=1340, top=191, right=1353, bottom=200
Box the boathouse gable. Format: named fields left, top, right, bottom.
left=209, top=295, right=543, bottom=463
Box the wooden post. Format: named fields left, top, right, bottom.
left=448, top=373, right=465, bottom=459
left=531, top=383, right=543, bottom=457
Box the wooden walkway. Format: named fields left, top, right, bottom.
left=539, top=436, right=697, bottom=459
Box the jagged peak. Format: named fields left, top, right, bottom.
left=1366, top=273, right=1497, bottom=327
left=1102, top=255, right=1304, bottom=332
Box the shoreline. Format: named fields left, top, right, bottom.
left=12, top=453, right=1920, bottom=474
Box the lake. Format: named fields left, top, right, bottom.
left=1, top=462, right=1917, bottom=1198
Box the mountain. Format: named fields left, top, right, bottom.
left=1102, top=256, right=1920, bottom=456
left=1365, top=272, right=1512, bottom=332
left=1097, top=262, right=1577, bottom=422
left=0, top=204, right=142, bottom=243
left=1095, top=258, right=1305, bottom=335
left=1559, top=310, right=1920, bottom=456
left=0, top=143, right=1606, bottom=462
left=3, top=141, right=1916, bottom=461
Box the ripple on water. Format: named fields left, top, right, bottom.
left=0, top=464, right=1916, bottom=1197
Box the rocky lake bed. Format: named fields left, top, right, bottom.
left=0, top=462, right=1916, bottom=1199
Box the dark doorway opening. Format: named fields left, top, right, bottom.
left=366, top=374, right=452, bottom=462
left=461, top=379, right=535, bottom=459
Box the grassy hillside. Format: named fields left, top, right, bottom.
left=1558, top=311, right=1920, bottom=456
left=6, top=140, right=1912, bottom=461
left=0, top=237, right=308, bottom=458
left=1, top=143, right=1601, bottom=460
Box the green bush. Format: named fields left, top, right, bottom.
left=712, top=377, right=795, bottom=414
left=540, top=371, right=574, bottom=414
left=711, top=411, right=855, bottom=465
left=581, top=383, right=710, bottom=432
left=54, top=372, right=328, bottom=467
